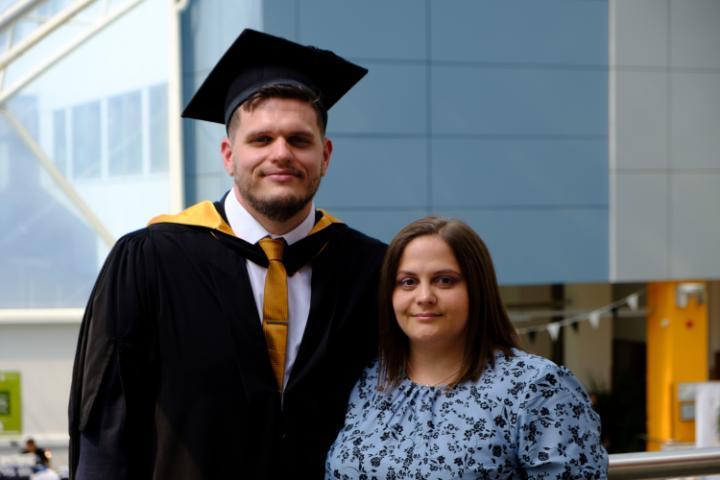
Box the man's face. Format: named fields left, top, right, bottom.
left=221, top=97, right=332, bottom=223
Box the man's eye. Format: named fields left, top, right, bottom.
left=288, top=136, right=311, bottom=146
left=251, top=136, right=272, bottom=144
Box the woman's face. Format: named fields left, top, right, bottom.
left=392, top=234, right=469, bottom=351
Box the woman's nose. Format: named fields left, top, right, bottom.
left=416, top=283, right=437, bottom=305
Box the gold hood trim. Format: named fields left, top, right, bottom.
left=148, top=200, right=341, bottom=236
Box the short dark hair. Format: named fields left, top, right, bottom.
left=226, top=83, right=327, bottom=138
left=378, top=216, right=518, bottom=389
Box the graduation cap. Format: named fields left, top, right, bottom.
left=182, top=29, right=367, bottom=128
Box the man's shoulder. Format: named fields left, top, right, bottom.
left=107, top=221, right=216, bottom=263
left=333, top=223, right=386, bottom=248
left=329, top=223, right=387, bottom=261
left=115, top=221, right=203, bottom=242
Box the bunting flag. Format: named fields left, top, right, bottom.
left=626, top=293, right=639, bottom=311
left=514, top=290, right=645, bottom=338
left=547, top=323, right=561, bottom=341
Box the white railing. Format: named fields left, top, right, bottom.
left=609, top=447, right=720, bottom=479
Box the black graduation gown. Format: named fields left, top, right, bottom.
left=68, top=200, right=386, bottom=479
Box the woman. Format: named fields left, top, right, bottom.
left=326, top=217, right=608, bottom=479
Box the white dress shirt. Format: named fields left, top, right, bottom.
left=224, top=191, right=314, bottom=389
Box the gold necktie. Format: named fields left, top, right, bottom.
left=258, top=237, right=288, bottom=390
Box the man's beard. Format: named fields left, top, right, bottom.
left=236, top=176, right=321, bottom=222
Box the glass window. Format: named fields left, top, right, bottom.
left=71, top=101, right=101, bottom=179
left=149, top=83, right=168, bottom=173
left=0, top=140, right=9, bottom=192
left=53, top=109, right=67, bottom=175
left=108, top=90, right=142, bottom=175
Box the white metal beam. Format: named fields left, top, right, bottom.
left=0, top=0, right=97, bottom=71
left=0, top=0, right=44, bottom=32
left=0, top=0, right=145, bottom=107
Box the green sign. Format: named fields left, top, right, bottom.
left=0, top=371, right=21, bottom=434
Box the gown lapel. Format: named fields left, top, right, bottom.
left=148, top=199, right=345, bottom=397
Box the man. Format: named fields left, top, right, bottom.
left=21, top=438, right=50, bottom=466
left=68, top=29, right=386, bottom=479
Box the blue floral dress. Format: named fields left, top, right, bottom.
left=325, top=349, right=607, bottom=479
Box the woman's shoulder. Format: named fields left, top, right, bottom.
left=481, top=349, right=586, bottom=397
left=488, top=348, right=553, bottom=379
left=493, top=349, right=593, bottom=406
left=494, top=348, right=569, bottom=379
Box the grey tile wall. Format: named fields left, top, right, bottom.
left=613, top=174, right=669, bottom=280
left=614, top=71, right=669, bottom=169
left=670, top=174, right=720, bottom=278
left=612, top=0, right=668, bottom=67
left=670, top=72, right=720, bottom=169
left=670, top=0, right=720, bottom=69
left=611, top=0, right=720, bottom=281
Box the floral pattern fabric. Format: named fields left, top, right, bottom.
left=326, top=349, right=607, bottom=479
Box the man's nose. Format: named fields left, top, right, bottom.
left=268, top=138, right=293, bottom=161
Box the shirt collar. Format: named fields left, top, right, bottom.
left=224, top=189, right=315, bottom=246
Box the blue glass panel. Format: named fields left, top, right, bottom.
left=298, top=0, right=426, bottom=60
left=432, top=66, right=608, bottom=136
left=435, top=207, right=609, bottom=284
left=317, top=137, right=428, bottom=208
left=431, top=0, right=608, bottom=65
left=329, top=63, right=427, bottom=135
left=329, top=209, right=429, bottom=243
left=431, top=139, right=607, bottom=207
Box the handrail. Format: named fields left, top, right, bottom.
left=608, top=447, right=720, bottom=479
left=0, top=308, right=83, bottom=324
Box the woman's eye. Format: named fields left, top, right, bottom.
left=435, top=276, right=458, bottom=287
left=398, top=277, right=417, bottom=288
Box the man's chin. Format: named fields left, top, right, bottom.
left=245, top=194, right=313, bottom=222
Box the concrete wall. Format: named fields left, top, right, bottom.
left=0, top=322, right=78, bottom=469
left=563, top=283, right=613, bottom=390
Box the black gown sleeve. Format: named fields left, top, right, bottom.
left=68, top=231, right=157, bottom=480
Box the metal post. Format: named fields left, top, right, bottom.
left=167, top=0, right=189, bottom=212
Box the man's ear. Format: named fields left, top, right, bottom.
left=220, top=138, right=234, bottom=176
left=321, top=138, right=333, bottom=176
